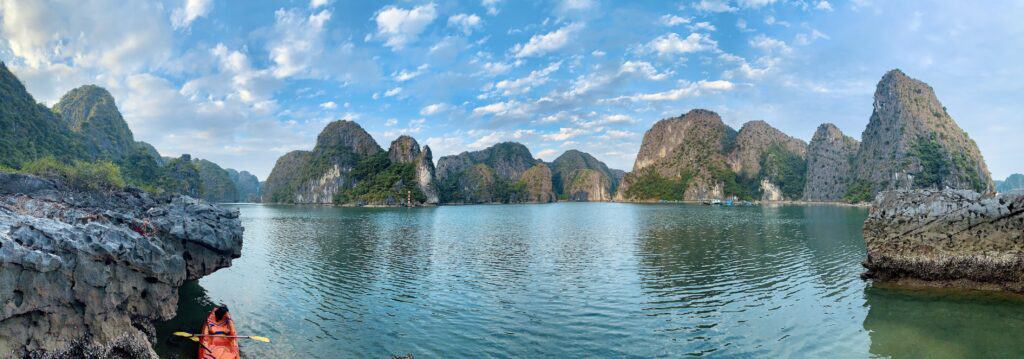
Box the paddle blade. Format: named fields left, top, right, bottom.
left=173, top=332, right=194, bottom=338
left=190, top=337, right=200, bottom=342
left=250, top=336, right=271, bottom=343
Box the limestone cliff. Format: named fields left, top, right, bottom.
left=0, top=173, right=243, bottom=357
left=803, top=123, right=860, bottom=202
left=550, top=150, right=618, bottom=201
left=728, top=120, right=807, bottom=201
left=727, top=120, right=806, bottom=178
left=518, top=164, right=557, bottom=203
left=260, top=150, right=312, bottom=203
left=851, top=69, right=993, bottom=196
left=436, top=142, right=554, bottom=204
left=262, top=121, right=437, bottom=206
left=615, top=109, right=735, bottom=202
left=997, top=174, right=1024, bottom=193
left=226, top=169, right=261, bottom=202
left=387, top=136, right=439, bottom=204
left=862, top=189, right=1024, bottom=292
left=53, top=85, right=135, bottom=161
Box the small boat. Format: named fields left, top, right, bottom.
left=198, top=307, right=240, bottom=359
left=724, top=199, right=734, bottom=206
left=710, top=199, right=722, bottom=205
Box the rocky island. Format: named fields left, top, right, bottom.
left=0, top=172, right=243, bottom=357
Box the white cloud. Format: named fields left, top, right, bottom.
left=420, top=103, right=451, bottom=115
left=601, top=129, right=636, bottom=139
left=542, top=127, right=587, bottom=141
left=481, top=61, right=514, bottom=76
left=386, top=118, right=398, bottom=126
left=600, top=114, right=638, bottom=125
left=647, top=32, right=717, bottom=55
left=690, top=21, right=717, bottom=32
left=472, top=99, right=532, bottom=118
left=794, top=29, right=830, bottom=46
left=268, top=8, right=331, bottom=78
left=749, top=34, right=791, bottom=54
left=481, top=0, right=502, bottom=15
left=392, top=64, right=428, bottom=81
left=492, top=61, right=562, bottom=95
left=171, top=0, right=213, bottom=29
left=384, top=87, right=403, bottom=97
left=512, top=23, right=583, bottom=58
left=448, top=13, right=483, bottom=35
left=536, top=149, right=559, bottom=159
left=605, top=80, right=735, bottom=102
left=310, top=0, right=331, bottom=9
left=555, top=0, right=595, bottom=14
left=320, top=101, right=337, bottom=109
left=660, top=14, right=691, bottom=26
left=815, top=1, right=833, bottom=11
left=738, top=0, right=777, bottom=8
left=764, top=15, right=791, bottom=27
left=694, top=0, right=737, bottom=12
left=591, top=50, right=606, bottom=57
left=374, top=3, right=438, bottom=50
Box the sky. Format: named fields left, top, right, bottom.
left=1, top=0, right=1022, bottom=180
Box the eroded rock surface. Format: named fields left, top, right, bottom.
left=803, top=123, right=859, bottom=202
left=862, top=189, right=1024, bottom=291
left=0, top=173, right=243, bottom=357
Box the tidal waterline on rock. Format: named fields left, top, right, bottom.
left=155, top=203, right=1024, bottom=358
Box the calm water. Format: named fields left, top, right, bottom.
left=156, top=203, right=1024, bottom=358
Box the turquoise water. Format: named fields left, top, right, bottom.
left=156, top=203, right=1024, bottom=358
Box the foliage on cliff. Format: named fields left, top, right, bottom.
left=334, top=152, right=426, bottom=205
left=18, top=156, right=126, bottom=192
left=623, top=168, right=693, bottom=201
left=759, top=144, right=807, bottom=199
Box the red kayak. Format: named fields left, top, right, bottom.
left=198, top=307, right=240, bottom=359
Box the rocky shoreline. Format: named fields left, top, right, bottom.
left=862, top=189, right=1024, bottom=292
left=0, top=173, right=243, bottom=358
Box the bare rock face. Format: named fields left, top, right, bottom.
left=0, top=173, right=243, bottom=357
left=436, top=142, right=550, bottom=204
left=387, top=136, right=439, bottom=204
left=52, top=85, right=135, bottom=162
left=518, top=164, right=556, bottom=203
left=727, top=120, right=806, bottom=179
left=615, top=109, right=736, bottom=201
left=862, top=189, right=1024, bottom=292
left=852, top=69, right=993, bottom=195
left=550, top=150, right=618, bottom=201
left=760, top=179, right=783, bottom=201
left=260, top=150, right=312, bottom=203
left=803, top=123, right=860, bottom=202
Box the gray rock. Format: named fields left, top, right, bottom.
left=862, top=188, right=1024, bottom=292
left=0, top=173, right=242, bottom=357
left=803, top=123, right=859, bottom=202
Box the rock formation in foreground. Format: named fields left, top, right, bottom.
left=550, top=150, right=620, bottom=201
left=261, top=121, right=438, bottom=206
left=0, top=173, right=243, bottom=357
left=435, top=142, right=555, bottom=204
left=862, top=189, right=1024, bottom=292
left=803, top=123, right=860, bottom=202
left=850, top=69, right=993, bottom=198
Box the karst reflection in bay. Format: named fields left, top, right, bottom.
left=155, top=203, right=1024, bottom=358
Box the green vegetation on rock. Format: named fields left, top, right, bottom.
left=759, top=144, right=807, bottom=199
left=624, top=168, right=693, bottom=201
left=20, top=156, right=126, bottom=192
left=334, top=152, right=426, bottom=205
left=844, top=179, right=876, bottom=203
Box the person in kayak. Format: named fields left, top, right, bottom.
left=199, top=306, right=240, bottom=359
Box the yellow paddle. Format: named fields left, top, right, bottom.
left=173, top=331, right=271, bottom=343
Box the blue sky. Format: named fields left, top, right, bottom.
left=1, top=0, right=1021, bottom=180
